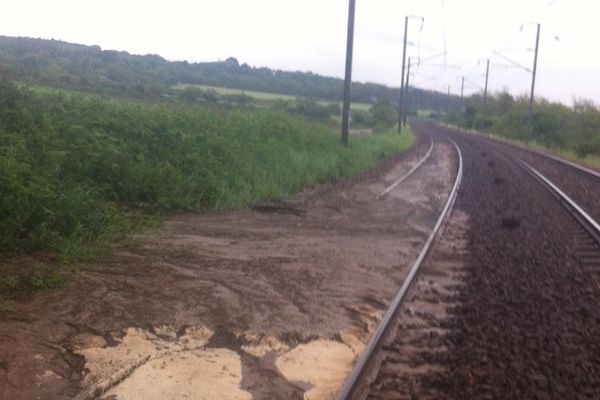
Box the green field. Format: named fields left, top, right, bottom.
left=416, top=109, right=435, bottom=117
left=172, top=83, right=372, bottom=112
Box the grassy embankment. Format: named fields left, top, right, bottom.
left=0, top=79, right=414, bottom=296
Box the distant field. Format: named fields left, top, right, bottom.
left=172, top=83, right=372, bottom=112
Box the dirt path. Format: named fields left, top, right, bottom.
left=0, top=131, right=457, bottom=400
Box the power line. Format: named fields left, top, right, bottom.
left=463, top=77, right=484, bottom=90
left=492, top=50, right=532, bottom=73
left=439, top=0, right=448, bottom=68
left=418, top=51, right=447, bottom=64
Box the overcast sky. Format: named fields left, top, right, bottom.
left=1, top=0, right=598, bottom=104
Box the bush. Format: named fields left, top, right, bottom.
left=370, top=100, right=397, bottom=131
left=453, top=92, right=600, bottom=159
left=290, top=97, right=332, bottom=121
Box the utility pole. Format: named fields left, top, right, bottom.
left=398, top=16, right=409, bottom=134
left=404, top=59, right=411, bottom=124
left=341, top=0, right=356, bottom=146
left=460, top=76, right=465, bottom=99
left=477, top=58, right=490, bottom=102
left=528, top=23, right=541, bottom=133
left=402, top=57, right=418, bottom=123
left=483, top=59, right=490, bottom=101
left=447, top=85, right=450, bottom=96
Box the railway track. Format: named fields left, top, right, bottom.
left=336, top=122, right=600, bottom=399
left=471, top=130, right=600, bottom=223
left=475, top=130, right=600, bottom=282
left=336, top=135, right=464, bottom=400
left=516, top=158, right=600, bottom=290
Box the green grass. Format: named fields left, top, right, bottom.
left=0, top=265, right=68, bottom=299
left=416, top=109, right=435, bottom=118
left=0, top=79, right=414, bottom=297
left=173, top=83, right=296, bottom=101
left=348, top=102, right=372, bottom=112
left=172, top=83, right=372, bottom=112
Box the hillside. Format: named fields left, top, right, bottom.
left=0, top=35, right=461, bottom=112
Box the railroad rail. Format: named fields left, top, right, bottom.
left=518, top=159, right=600, bottom=246
left=503, top=138, right=600, bottom=182
left=336, top=137, right=463, bottom=400
left=460, top=127, right=600, bottom=182
left=377, top=137, right=434, bottom=200
left=461, top=126, right=600, bottom=245
left=337, top=127, right=600, bottom=399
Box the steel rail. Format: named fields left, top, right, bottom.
left=336, top=137, right=463, bottom=400
left=462, top=128, right=600, bottom=182
left=376, top=137, right=434, bottom=200
left=528, top=150, right=600, bottom=182
left=518, top=159, right=600, bottom=246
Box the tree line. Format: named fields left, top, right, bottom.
left=445, top=92, right=600, bottom=159
left=0, top=36, right=462, bottom=112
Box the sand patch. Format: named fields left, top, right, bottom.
left=275, top=339, right=356, bottom=400
left=77, top=328, right=157, bottom=389
left=103, top=348, right=251, bottom=400
left=74, top=325, right=253, bottom=399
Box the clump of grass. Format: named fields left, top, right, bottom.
left=0, top=265, right=67, bottom=299
left=0, top=276, right=19, bottom=297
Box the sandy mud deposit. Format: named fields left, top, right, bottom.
left=0, top=132, right=457, bottom=400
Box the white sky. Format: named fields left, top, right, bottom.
left=1, top=0, right=599, bottom=104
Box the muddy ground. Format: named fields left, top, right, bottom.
left=0, top=130, right=456, bottom=400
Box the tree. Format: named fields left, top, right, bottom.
left=370, top=100, right=397, bottom=131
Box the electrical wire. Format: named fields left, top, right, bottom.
left=464, top=77, right=484, bottom=90
left=492, top=50, right=532, bottom=73
left=440, top=0, right=447, bottom=69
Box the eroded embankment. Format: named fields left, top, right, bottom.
left=0, top=132, right=457, bottom=400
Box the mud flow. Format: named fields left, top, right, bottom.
left=0, top=133, right=457, bottom=400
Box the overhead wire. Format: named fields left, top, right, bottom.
left=398, top=0, right=561, bottom=98
left=409, top=0, right=450, bottom=92
left=440, top=0, right=447, bottom=69
left=492, top=51, right=532, bottom=73
left=463, top=77, right=484, bottom=90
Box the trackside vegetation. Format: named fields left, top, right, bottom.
left=0, top=78, right=414, bottom=261
left=445, top=93, right=600, bottom=169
